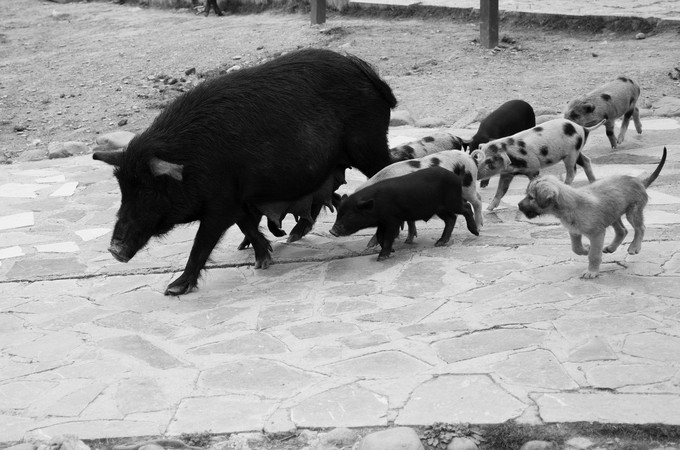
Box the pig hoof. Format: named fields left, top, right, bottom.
left=287, top=233, right=302, bottom=243
left=255, top=256, right=273, bottom=269
left=377, top=254, right=391, bottom=261
left=165, top=279, right=197, bottom=296
left=404, top=237, right=415, bottom=245
left=434, top=240, right=449, bottom=247
left=237, top=238, right=251, bottom=250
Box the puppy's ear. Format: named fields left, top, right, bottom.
left=534, top=180, right=559, bottom=209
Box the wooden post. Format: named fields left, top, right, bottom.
left=311, top=0, right=326, bottom=25
left=480, top=0, right=499, bottom=49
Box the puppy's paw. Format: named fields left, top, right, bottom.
left=573, top=245, right=590, bottom=256
left=581, top=270, right=600, bottom=279
left=627, top=244, right=641, bottom=255
left=486, top=199, right=500, bottom=211
left=603, top=245, right=617, bottom=253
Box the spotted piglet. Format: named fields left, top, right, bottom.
left=472, top=118, right=605, bottom=210
left=564, top=76, right=642, bottom=149
left=389, top=132, right=465, bottom=162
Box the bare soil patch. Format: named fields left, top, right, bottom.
left=1, top=0, right=679, bottom=163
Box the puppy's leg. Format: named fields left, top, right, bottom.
left=487, top=173, right=514, bottom=211
left=570, top=233, right=590, bottom=255
left=617, top=109, right=634, bottom=145
left=576, top=153, right=597, bottom=182
left=626, top=205, right=646, bottom=254
left=603, top=218, right=628, bottom=253
left=605, top=119, right=617, bottom=149
left=633, top=107, right=642, bottom=134
left=582, top=232, right=606, bottom=279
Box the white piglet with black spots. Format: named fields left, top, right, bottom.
left=472, top=118, right=605, bottom=210
left=564, top=76, right=642, bottom=149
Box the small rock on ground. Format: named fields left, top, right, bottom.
left=447, top=437, right=479, bottom=450
left=355, top=427, right=424, bottom=450
left=320, top=428, right=359, bottom=447
left=520, top=440, right=558, bottom=450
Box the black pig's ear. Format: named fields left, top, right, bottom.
left=150, top=157, right=184, bottom=182
left=93, top=150, right=124, bottom=167
left=356, top=198, right=374, bottom=211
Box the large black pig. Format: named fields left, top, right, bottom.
left=93, top=48, right=396, bottom=296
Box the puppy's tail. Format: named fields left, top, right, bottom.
left=642, top=147, right=667, bottom=188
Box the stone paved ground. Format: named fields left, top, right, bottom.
left=1, top=114, right=679, bottom=443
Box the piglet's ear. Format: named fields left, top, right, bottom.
left=150, top=157, right=184, bottom=182
left=470, top=150, right=484, bottom=163
left=93, top=150, right=124, bottom=167
left=356, top=199, right=374, bottom=211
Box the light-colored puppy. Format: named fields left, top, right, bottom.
left=518, top=147, right=666, bottom=279
left=564, top=76, right=642, bottom=149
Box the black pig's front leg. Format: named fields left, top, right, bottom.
left=165, top=216, right=232, bottom=296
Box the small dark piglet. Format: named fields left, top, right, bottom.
left=466, top=99, right=535, bottom=188
left=329, top=167, right=479, bottom=261
left=466, top=100, right=536, bottom=151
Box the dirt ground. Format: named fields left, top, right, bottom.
left=1, top=0, right=679, bottom=164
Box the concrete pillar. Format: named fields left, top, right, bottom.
left=480, top=0, right=499, bottom=49
left=311, top=0, right=326, bottom=25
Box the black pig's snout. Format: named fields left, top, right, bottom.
left=329, top=224, right=344, bottom=237
left=108, top=243, right=131, bottom=263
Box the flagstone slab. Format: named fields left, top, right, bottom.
left=5, top=256, right=86, bottom=279
left=535, top=392, right=680, bottom=424
left=116, top=377, right=171, bottom=415
left=325, top=351, right=431, bottom=378
left=289, top=321, right=360, bottom=340
left=291, top=384, right=388, bottom=428
left=43, top=382, right=107, bottom=417
left=491, top=349, right=578, bottom=390
left=27, top=418, right=168, bottom=440
left=583, top=363, right=677, bottom=389
left=199, top=359, right=323, bottom=398
left=168, top=395, right=277, bottom=434
left=434, top=328, right=548, bottom=363
left=98, top=335, right=185, bottom=369
left=567, top=336, right=618, bottom=362
left=189, top=332, right=288, bottom=355
left=0, top=212, right=34, bottom=230
left=623, top=332, right=680, bottom=362
left=396, top=375, right=526, bottom=425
